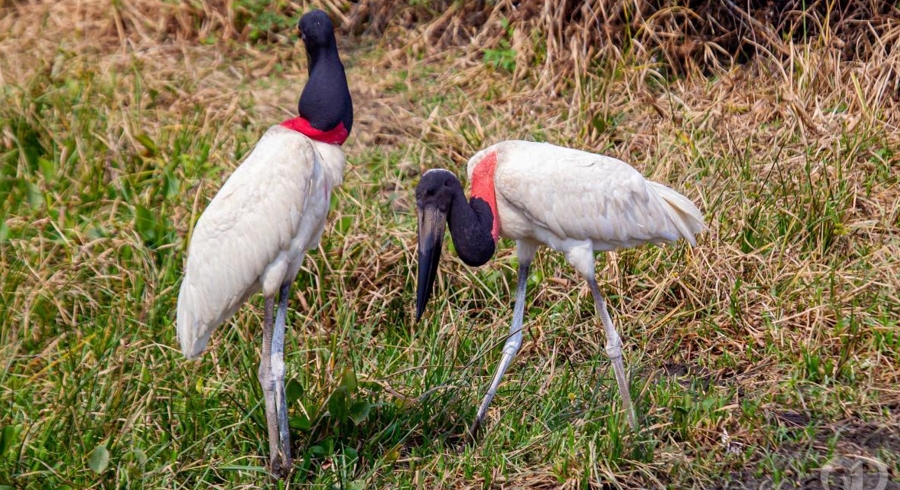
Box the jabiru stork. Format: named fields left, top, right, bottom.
left=175, top=10, right=352, bottom=478
left=414, top=140, right=705, bottom=435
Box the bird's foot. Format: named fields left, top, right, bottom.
left=467, top=417, right=483, bottom=442
left=269, top=452, right=292, bottom=480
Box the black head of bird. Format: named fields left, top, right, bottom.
left=415, top=169, right=496, bottom=322
left=298, top=10, right=336, bottom=52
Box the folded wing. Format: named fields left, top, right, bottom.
left=176, top=127, right=320, bottom=358
left=493, top=141, right=705, bottom=250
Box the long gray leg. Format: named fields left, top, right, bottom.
left=470, top=243, right=537, bottom=436
left=257, top=295, right=286, bottom=477
left=270, top=282, right=292, bottom=477
left=587, top=277, right=638, bottom=431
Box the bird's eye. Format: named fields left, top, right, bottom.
left=425, top=188, right=435, bottom=197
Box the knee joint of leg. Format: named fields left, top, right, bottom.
left=605, top=335, right=623, bottom=359
left=502, top=339, right=522, bottom=356
left=271, top=353, right=286, bottom=379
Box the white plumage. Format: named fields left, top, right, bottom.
left=469, top=140, right=704, bottom=256
left=176, top=125, right=344, bottom=358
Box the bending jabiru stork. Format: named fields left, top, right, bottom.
left=415, top=140, right=705, bottom=435
left=175, top=10, right=352, bottom=478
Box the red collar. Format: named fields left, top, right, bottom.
left=280, top=117, right=349, bottom=145
left=470, top=151, right=500, bottom=242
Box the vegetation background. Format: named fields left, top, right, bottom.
left=1, top=0, right=898, bottom=488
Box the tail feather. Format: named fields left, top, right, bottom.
left=176, top=274, right=214, bottom=359
left=647, top=181, right=707, bottom=246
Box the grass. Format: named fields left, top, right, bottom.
left=1, top=0, right=899, bottom=488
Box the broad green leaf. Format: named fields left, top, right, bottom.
left=87, top=445, right=110, bottom=474
left=592, top=115, right=607, bottom=133
left=38, top=156, right=55, bottom=180
left=164, top=168, right=180, bottom=199
left=0, top=425, right=19, bottom=455
left=134, top=204, right=158, bottom=244
left=26, top=181, right=42, bottom=207
left=132, top=448, right=147, bottom=466
left=286, top=378, right=304, bottom=405
left=337, top=215, right=354, bottom=233
left=349, top=401, right=371, bottom=426
left=340, top=368, right=357, bottom=392
left=289, top=414, right=312, bottom=431
left=328, top=386, right=349, bottom=422
left=345, top=480, right=365, bottom=490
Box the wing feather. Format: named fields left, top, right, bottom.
left=176, top=126, right=320, bottom=358
left=492, top=141, right=705, bottom=250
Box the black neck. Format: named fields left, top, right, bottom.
left=446, top=181, right=496, bottom=267
left=306, top=44, right=339, bottom=72
left=298, top=45, right=353, bottom=133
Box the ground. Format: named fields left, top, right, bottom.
left=1, top=1, right=899, bottom=488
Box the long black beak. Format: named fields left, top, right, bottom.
left=415, top=204, right=448, bottom=322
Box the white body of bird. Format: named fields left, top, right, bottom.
left=466, top=140, right=704, bottom=277
left=177, top=125, right=344, bottom=358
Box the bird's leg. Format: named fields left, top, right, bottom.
left=470, top=258, right=532, bottom=437
left=258, top=295, right=286, bottom=477
left=270, top=281, right=293, bottom=476
left=587, top=277, right=638, bottom=431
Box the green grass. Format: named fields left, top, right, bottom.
left=2, top=2, right=899, bottom=488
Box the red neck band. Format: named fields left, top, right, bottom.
left=280, top=117, right=349, bottom=145
left=470, top=151, right=500, bottom=242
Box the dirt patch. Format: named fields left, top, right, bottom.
left=776, top=411, right=812, bottom=429
left=826, top=421, right=900, bottom=455
left=657, top=361, right=718, bottom=388
left=717, top=417, right=900, bottom=489
left=717, top=471, right=900, bottom=490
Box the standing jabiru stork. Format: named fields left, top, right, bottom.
left=175, top=10, right=352, bottom=478
left=414, top=140, right=706, bottom=435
